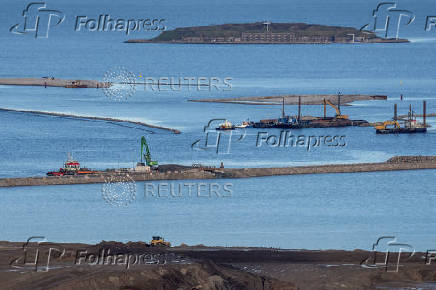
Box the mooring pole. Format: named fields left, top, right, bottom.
left=409, top=104, right=412, bottom=120
left=394, top=104, right=397, bottom=121
left=423, top=100, right=427, bottom=127
left=282, top=97, right=285, bottom=118
left=298, top=96, right=301, bottom=120
left=323, top=99, right=326, bottom=118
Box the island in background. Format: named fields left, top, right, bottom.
left=125, top=22, right=409, bottom=44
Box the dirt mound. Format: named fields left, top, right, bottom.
left=4, top=260, right=295, bottom=290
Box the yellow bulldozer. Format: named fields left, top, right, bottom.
left=150, top=236, right=171, bottom=247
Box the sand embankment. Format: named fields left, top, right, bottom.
left=0, top=156, right=434, bottom=187
left=0, top=108, right=181, bottom=134
left=189, top=94, right=387, bottom=105
left=0, top=78, right=109, bottom=88
left=399, top=113, right=436, bottom=119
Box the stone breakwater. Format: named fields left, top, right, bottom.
left=0, top=170, right=216, bottom=187
left=0, top=156, right=435, bottom=188
left=0, top=108, right=181, bottom=134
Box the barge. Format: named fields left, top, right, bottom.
left=375, top=102, right=428, bottom=134
left=247, top=95, right=369, bottom=129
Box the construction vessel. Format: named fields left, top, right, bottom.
left=247, top=94, right=369, bottom=129
left=47, top=137, right=160, bottom=176
left=216, top=120, right=235, bottom=130
left=375, top=101, right=428, bottom=134
left=46, top=153, right=98, bottom=176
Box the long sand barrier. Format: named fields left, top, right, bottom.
left=0, top=156, right=434, bottom=188
left=0, top=78, right=108, bottom=88
left=189, top=94, right=387, bottom=106
left=0, top=108, right=181, bottom=134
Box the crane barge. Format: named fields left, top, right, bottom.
left=246, top=94, right=368, bottom=129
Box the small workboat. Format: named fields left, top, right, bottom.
left=216, top=120, right=235, bottom=130
left=235, top=121, right=250, bottom=128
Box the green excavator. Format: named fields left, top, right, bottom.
left=140, top=136, right=159, bottom=170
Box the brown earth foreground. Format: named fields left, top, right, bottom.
left=0, top=156, right=435, bottom=187
left=1, top=241, right=435, bottom=290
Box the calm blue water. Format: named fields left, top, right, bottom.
left=0, top=0, right=435, bottom=250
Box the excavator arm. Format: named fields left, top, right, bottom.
left=374, top=120, right=400, bottom=130
left=324, top=99, right=349, bottom=119
left=141, top=136, right=158, bottom=168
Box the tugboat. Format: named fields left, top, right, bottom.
left=235, top=120, right=251, bottom=128
left=47, top=153, right=98, bottom=176
left=216, top=120, right=235, bottom=131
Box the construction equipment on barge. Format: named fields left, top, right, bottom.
left=375, top=101, right=428, bottom=134
left=247, top=94, right=369, bottom=129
